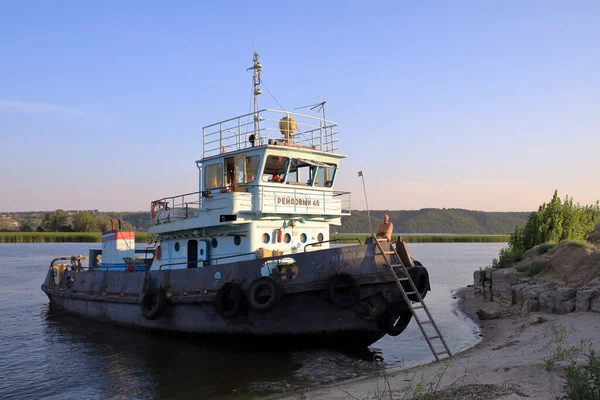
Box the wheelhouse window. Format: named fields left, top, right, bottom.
left=262, top=155, right=288, bottom=183
left=225, top=155, right=260, bottom=187
left=287, top=159, right=317, bottom=186
left=314, top=163, right=337, bottom=187
left=246, top=155, right=259, bottom=184
left=204, top=163, right=223, bottom=190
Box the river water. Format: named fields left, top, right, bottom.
left=0, top=242, right=504, bottom=400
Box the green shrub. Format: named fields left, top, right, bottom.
left=491, top=246, right=524, bottom=269
left=515, top=261, right=545, bottom=277
left=564, top=350, right=600, bottom=399
left=494, top=191, right=599, bottom=269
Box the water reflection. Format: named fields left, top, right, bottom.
left=42, top=308, right=382, bottom=399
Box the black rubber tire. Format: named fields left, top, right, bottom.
left=215, top=283, right=244, bottom=319
left=248, top=277, right=281, bottom=313
left=327, top=273, right=361, bottom=309
left=378, top=309, right=413, bottom=336
left=406, top=267, right=430, bottom=302
left=141, top=289, right=167, bottom=320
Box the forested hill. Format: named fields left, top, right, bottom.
left=338, top=209, right=530, bottom=234
left=3, top=208, right=530, bottom=234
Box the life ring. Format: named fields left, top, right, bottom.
left=214, top=283, right=244, bottom=319
left=326, top=273, right=360, bottom=309
left=141, top=289, right=167, bottom=320
left=248, top=277, right=281, bottom=312
left=377, top=309, right=413, bottom=336
left=406, top=267, right=430, bottom=302
left=151, top=202, right=158, bottom=218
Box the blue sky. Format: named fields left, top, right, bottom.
left=1, top=1, right=599, bottom=212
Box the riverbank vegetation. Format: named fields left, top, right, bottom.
left=0, top=232, right=152, bottom=243
left=492, top=191, right=600, bottom=269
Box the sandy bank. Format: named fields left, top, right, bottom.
left=267, top=287, right=600, bottom=400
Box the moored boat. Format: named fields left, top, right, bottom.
left=41, top=53, right=433, bottom=347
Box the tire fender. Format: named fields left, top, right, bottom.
left=377, top=309, right=413, bottom=336
left=141, top=289, right=167, bottom=320
left=248, top=276, right=281, bottom=313
left=327, top=273, right=361, bottom=309
left=215, top=283, right=244, bottom=319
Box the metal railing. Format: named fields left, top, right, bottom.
left=151, top=191, right=200, bottom=225
left=151, top=186, right=350, bottom=225
left=202, top=109, right=339, bottom=158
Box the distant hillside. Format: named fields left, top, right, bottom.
left=2, top=208, right=530, bottom=234
left=338, top=209, right=530, bottom=234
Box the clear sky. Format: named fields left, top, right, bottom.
left=1, top=1, right=599, bottom=212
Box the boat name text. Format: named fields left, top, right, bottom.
left=277, top=197, right=321, bottom=207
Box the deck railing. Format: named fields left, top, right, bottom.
left=151, top=191, right=200, bottom=225
left=150, top=186, right=350, bottom=225
left=202, top=109, right=339, bottom=158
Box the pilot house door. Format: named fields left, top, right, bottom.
left=187, top=240, right=198, bottom=268
left=234, top=155, right=246, bottom=192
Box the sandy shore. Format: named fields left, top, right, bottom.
left=267, top=287, right=600, bottom=400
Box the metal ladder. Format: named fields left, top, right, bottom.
left=373, top=234, right=452, bottom=361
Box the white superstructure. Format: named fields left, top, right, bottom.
left=148, top=53, right=351, bottom=270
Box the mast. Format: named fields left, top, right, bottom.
left=247, top=52, right=262, bottom=141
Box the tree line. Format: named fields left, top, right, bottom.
left=20, top=210, right=134, bottom=232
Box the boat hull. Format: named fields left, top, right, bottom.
left=42, top=244, right=427, bottom=348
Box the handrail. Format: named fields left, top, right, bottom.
left=158, top=251, right=258, bottom=270
left=303, top=238, right=361, bottom=252
left=202, top=109, right=339, bottom=157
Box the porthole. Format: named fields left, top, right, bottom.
left=300, top=233, right=307, bottom=243
left=174, top=242, right=180, bottom=252
left=262, top=233, right=270, bottom=244
left=211, top=238, right=218, bottom=248
left=199, top=249, right=204, bottom=256
left=234, top=236, right=241, bottom=246
left=317, top=233, right=324, bottom=242
left=214, top=271, right=222, bottom=281
left=284, top=233, right=291, bottom=243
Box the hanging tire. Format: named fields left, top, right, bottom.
left=248, top=276, right=281, bottom=313
left=327, top=273, right=360, bottom=309
left=406, top=267, right=430, bottom=302
left=141, top=289, right=167, bottom=320
left=215, top=283, right=244, bottom=319
left=378, top=309, right=413, bottom=336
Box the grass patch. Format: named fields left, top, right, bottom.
left=0, top=232, right=152, bottom=243
left=562, top=240, right=597, bottom=250
left=515, top=261, right=545, bottom=277
left=535, top=241, right=557, bottom=255
left=564, top=349, right=600, bottom=399
left=331, top=234, right=510, bottom=244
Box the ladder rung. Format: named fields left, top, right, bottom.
left=383, top=251, right=395, bottom=255
left=412, top=305, right=424, bottom=309
left=405, top=291, right=417, bottom=295
left=397, top=277, right=410, bottom=281
left=377, top=238, right=388, bottom=242
left=390, top=264, right=404, bottom=268
left=436, top=351, right=449, bottom=355
left=427, top=335, right=440, bottom=340
left=420, top=320, right=432, bottom=325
